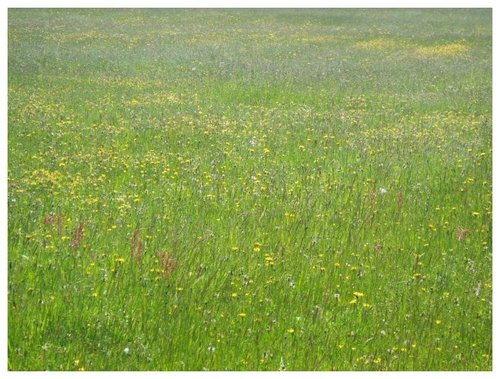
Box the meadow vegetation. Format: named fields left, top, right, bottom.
left=8, top=9, right=492, bottom=370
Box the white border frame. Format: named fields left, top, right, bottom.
left=1, top=2, right=496, bottom=378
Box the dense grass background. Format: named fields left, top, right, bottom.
left=8, top=9, right=491, bottom=370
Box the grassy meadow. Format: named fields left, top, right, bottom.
left=8, top=9, right=492, bottom=370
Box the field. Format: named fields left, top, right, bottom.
left=8, top=9, right=492, bottom=370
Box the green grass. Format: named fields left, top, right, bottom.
left=8, top=9, right=492, bottom=371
